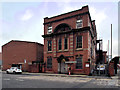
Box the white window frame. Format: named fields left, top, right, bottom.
left=76, top=36, right=83, bottom=49
left=47, top=26, right=52, bottom=34
left=76, top=19, right=83, bottom=29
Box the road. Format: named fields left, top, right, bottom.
left=2, top=72, right=119, bottom=88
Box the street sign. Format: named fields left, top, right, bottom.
left=85, top=64, right=89, bottom=67
left=65, top=61, right=77, bottom=64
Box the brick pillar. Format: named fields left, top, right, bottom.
left=109, top=62, right=114, bottom=76
left=69, top=33, right=73, bottom=55
left=53, top=37, right=57, bottom=57
left=84, top=62, right=90, bottom=75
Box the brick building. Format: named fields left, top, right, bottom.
left=96, top=50, right=107, bottom=64
left=2, top=40, right=44, bottom=72
left=42, top=5, right=97, bottom=75
left=0, top=52, right=2, bottom=69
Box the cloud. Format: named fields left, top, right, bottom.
left=89, top=6, right=107, bottom=26
left=20, top=9, right=33, bottom=21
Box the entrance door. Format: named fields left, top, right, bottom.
left=61, top=63, right=68, bottom=73
left=58, top=63, right=68, bottom=73
left=61, top=62, right=65, bottom=73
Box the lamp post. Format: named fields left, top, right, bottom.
left=111, top=24, right=112, bottom=60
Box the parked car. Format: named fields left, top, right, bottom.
left=97, top=65, right=105, bottom=70
left=96, top=64, right=105, bottom=74
left=6, top=67, right=22, bottom=74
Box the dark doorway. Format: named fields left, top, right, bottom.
left=57, top=55, right=69, bottom=74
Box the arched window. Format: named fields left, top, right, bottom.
left=58, top=38, right=62, bottom=50
left=54, top=23, right=71, bottom=33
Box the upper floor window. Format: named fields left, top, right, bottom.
left=64, top=38, right=68, bottom=50
left=47, top=57, right=52, bottom=69
left=58, top=38, right=62, bottom=50
left=76, top=36, right=82, bottom=49
left=47, top=26, right=52, bottom=34
left=48, top=40, right=52, bottom=51
left=76, top=19, right=83, bottom=29
left=76, top=56, right=83, bottom=69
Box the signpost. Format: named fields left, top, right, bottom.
left=24, top=59, right=26, bottom=72
left=65, top=61, right=77, bottom=64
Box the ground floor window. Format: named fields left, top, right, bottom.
left=47, top=57, right=52, bottom=69
left=76, top=56, right=82, bottom=69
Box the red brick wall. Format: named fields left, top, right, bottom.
left=36, top=43, right=44, bottom=61
left=29, top=64, right=39, bottom=73
left=109, top=62, right=114, bottom=76
left=2, top=40, right=43, bottom=71
left=44, top=14, right=89, bottom=35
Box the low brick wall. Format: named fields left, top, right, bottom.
left=109, top=62, right=114, bottom=76
left=29, top=64, right=39, bottom=73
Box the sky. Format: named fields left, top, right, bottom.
left=0, top=1, right=119, bottom=58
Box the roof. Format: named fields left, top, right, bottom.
left=2, top=40, right=44, bottom=47
left=44, top=5, right=89, bottom=19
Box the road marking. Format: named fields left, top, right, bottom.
left=4, top=78, right=10, bottom=80
left=18, top=76, right=92, bottom=83
left=19, top=80, right=24, bottom=81
left=15, top=79, right=24, bottom=81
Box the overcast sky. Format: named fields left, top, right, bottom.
left=0, top=1, right=119, bottom=58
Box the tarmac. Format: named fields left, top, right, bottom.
left=2, top=71, right=119, bottom=79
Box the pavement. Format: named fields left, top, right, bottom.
left=21, top=71, right=117, bottom=79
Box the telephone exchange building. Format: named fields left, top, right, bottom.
left=42, top=5, right=97, bottom=75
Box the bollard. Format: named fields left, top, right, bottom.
left=69, top=71, right=71, bottom=75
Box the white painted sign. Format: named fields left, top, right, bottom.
left=24, top=59, right=26, bottom=63
left=65, top=61, right=77, bottom=64
left=86, top=64, right=89, bottom=67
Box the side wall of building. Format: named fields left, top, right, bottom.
left=2, top=41, right=37, bottom=71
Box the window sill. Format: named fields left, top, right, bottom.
left=57, top=50, right=62, bottom=52
left=77, top=27, right=83, bottom=29
left=47, top=51, right=52, bottom=53
left=64, top=49, right=69, bottom=52
left=76, top=48, right=83, bottom=51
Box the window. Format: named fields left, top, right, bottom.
left=58, top=38, right=62, bottom=50
left=48, top=26, right=52, bottom=34
left=64, top=38, right=68, bottom=50
left=76, top=56, right=82, bottom=69
left=47, top=57, right=52, bottom=69
left=76, top=19, right=83, bottom=29
left=76, top=36, right=82, bottom=48
left=48, top=40, right=52, bottom=51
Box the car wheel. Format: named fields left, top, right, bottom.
left=6, top=71, right=9, bottom=74
left=13, top=71, right=16, bottom=74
